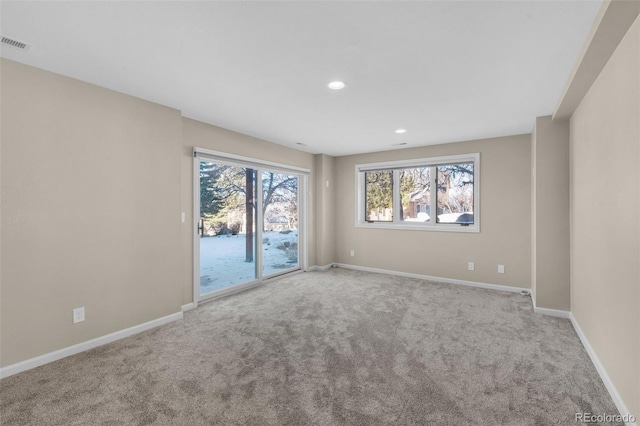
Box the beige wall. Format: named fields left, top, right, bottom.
left=531, top=116, right=570, bottom=311
left=531, top=125, right=537, bottom=301
left=334, top=135, right=531, bottom=288
left=180, top=118, right=316, bottom=304
left=0, top=59, right=183, bottom=367
left=0, top=59, right=320, bottom=366
left=314, top=154, right=336, bottom=267
left=0, top=59, right=321, bottom=367
left=570, top=15, right=639, bottom=418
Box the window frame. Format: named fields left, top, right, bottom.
left=355, top=153, right=480, bottom=233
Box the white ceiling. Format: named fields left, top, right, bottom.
left=1, top=1, right=601, bottom=156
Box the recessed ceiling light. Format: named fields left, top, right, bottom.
left=395, top=129, right=407, bottom=134
left=327, top=81, right=346, bottom=90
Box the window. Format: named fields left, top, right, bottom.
left=365, top=170, right=393, bottom=222
left=194, top=147, right=309, bottom=302
left=356, top=153, right=479, bottom=232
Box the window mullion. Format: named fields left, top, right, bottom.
left=256, top=168, right=263, bottom=279
left=430, top=166, right=437, bottom=226
left=393, top=169, right=400, bottom=224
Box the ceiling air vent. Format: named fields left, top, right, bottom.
left=1, top=35, right=32, bottom=51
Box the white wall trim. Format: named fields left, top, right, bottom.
left=336, top=263, right=526, bottom=293
left=0, top=312, right=183, bottom=379
left=531, top=298, right=571, bottom=319
left=570, top=313, right=638, bottom=426
left=181, top=303, right=195, bottom=312
left=307, top=264, right=335, bottom=272
left=533, top=306, right=571, bottom=319
left=194, top=147, right=311, bottom=175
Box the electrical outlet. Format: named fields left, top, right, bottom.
left=350, top=249, right=355, bottom=257
left=73, top=307, right=85, bottom=324
left=498, top=265, right=505, bottom=274
left=468, top=262, right=475, bottom=271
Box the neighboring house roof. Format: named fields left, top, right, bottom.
left=409, top=187, right=430, bottom=202
left=268, top=215, right=289, bottom=224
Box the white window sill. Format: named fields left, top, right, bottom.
left=355, top=222, right=480, bottom=233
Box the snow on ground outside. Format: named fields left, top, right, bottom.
left=200, top=230, right=298, bottom=294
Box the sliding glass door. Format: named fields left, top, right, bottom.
left=196, top=154, right=305, bottom=301
left=198, top=162, right=257, bottom=295
left=262, top=171, right=299, bottom=277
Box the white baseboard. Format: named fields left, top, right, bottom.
left=336, top=263, right=527, bottom=294
left=181, top=303, right=195, bottom=312
left=0, top=311, right=183, bottom=379
left=570, top=314, right=637, bottom=426
left=531, top=298, right=571, bottom=319
left=533, top=306, right=571, bottom=318
left=307, top=264, right=334, bottom=272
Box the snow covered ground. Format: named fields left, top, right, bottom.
left=200, top=230, right=299, bottom=295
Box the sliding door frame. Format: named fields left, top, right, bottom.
left=192, top=147, right=309, bottom=306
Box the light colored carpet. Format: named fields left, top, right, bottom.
left=0, top=268, right=621, bottom=425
